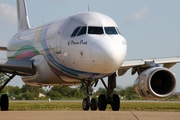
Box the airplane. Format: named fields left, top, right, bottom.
left=0, top=0, right=179, bottom=111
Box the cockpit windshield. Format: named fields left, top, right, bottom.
left=88, top=27, right=104, bottom=34
left=71, top=27, right=81, bottom=37
left=116, top=27, right=121, bottom=34
left=104, top=27, right=118, bottom=35
left=77, top=26, right=87, bottom=36
left=71, top=26, right=120, bottom=37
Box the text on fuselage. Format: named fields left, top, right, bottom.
left=68, top=40, right=87, bottom=45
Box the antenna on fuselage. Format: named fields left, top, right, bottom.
left=88, top=4, right=90, bottom=12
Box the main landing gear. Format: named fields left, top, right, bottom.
left=0, top=94, right=9, bottom=111
left=0, top=73, right=16, bottom=111
left=82, top=73, right=120, bottom=111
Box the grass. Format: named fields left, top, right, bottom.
left=8, top=101, right=180, bottom=111
left=9, top=102, right=81, bottom=111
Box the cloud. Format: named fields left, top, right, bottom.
left=0, top=3, right=17, bottom=25
left=123, top=6, right=149, bottom=24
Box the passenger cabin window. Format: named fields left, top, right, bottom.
left=77, top=26, right=87, bottom=36
left=105, top=27, right=118, bottom=35
left=88, top=27, right=104, bottom=34
left=71, top=27, right=81, bottom=37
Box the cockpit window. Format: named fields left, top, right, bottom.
left=77, top=26, right=87, bottom=36
left=71, top=26, right=120, bottom=37
left=71, top=27, right=81, bottom=37
left=88, top=27, right=104, bottom=34
left=104, top=27, right=118, bottom=35
left=116, top=27, right=121, bottom=34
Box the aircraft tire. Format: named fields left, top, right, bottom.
left=111, top=94, right=120, bottom=111
left=82, top=98, right=89, bottom=111
left=98, top=94, right=107, bottom=111
left=0, top=94, right=9, bottom=111
left=91, top=98, right=97, bottom=111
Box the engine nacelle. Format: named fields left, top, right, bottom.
left=134, top=67, right=176, bottom=100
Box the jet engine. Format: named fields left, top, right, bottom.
left=134, top=67, right=176, bottom=100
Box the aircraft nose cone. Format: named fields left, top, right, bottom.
left=90, top=39, right=126, bottom=74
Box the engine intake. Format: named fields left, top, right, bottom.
left=134, top=67, right=176, bottom=100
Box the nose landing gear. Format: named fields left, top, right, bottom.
left=82, top=80, right=98, bottom=111
left=82, top=72, right=120, bottom=111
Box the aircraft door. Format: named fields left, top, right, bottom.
left=56, top=19, right=69, bottom=54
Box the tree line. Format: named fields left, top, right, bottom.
left=1, top=84, right=179, bottom=100
left=1, top=82, right=137, bottom=100
left=0, top=73, right=179, bottom=100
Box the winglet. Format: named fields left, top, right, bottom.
left=16, top=0, right=31, bottom=32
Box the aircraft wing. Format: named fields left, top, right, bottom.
left=0, top=59, right=36, bottom=76
left=118, top=57, right=180, bottom=76
left=0, top=46, right=35, bottom=76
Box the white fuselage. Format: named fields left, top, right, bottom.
left=7, top=12, right=127, bottom=86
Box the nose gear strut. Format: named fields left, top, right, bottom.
left=82, top=80, right=98, bottom=111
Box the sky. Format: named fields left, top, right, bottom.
left=0, top=0, right=180, bottom=92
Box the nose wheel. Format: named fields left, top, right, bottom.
left=82, top=80, right=98, bottom=111
left=82, top=97, right=98, bottom=111
left=91, top=98, right=98, bottom=110
left=82, top=98, right=90, bottom=110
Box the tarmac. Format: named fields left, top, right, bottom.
left=0, top=111, right=179, bottom=120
